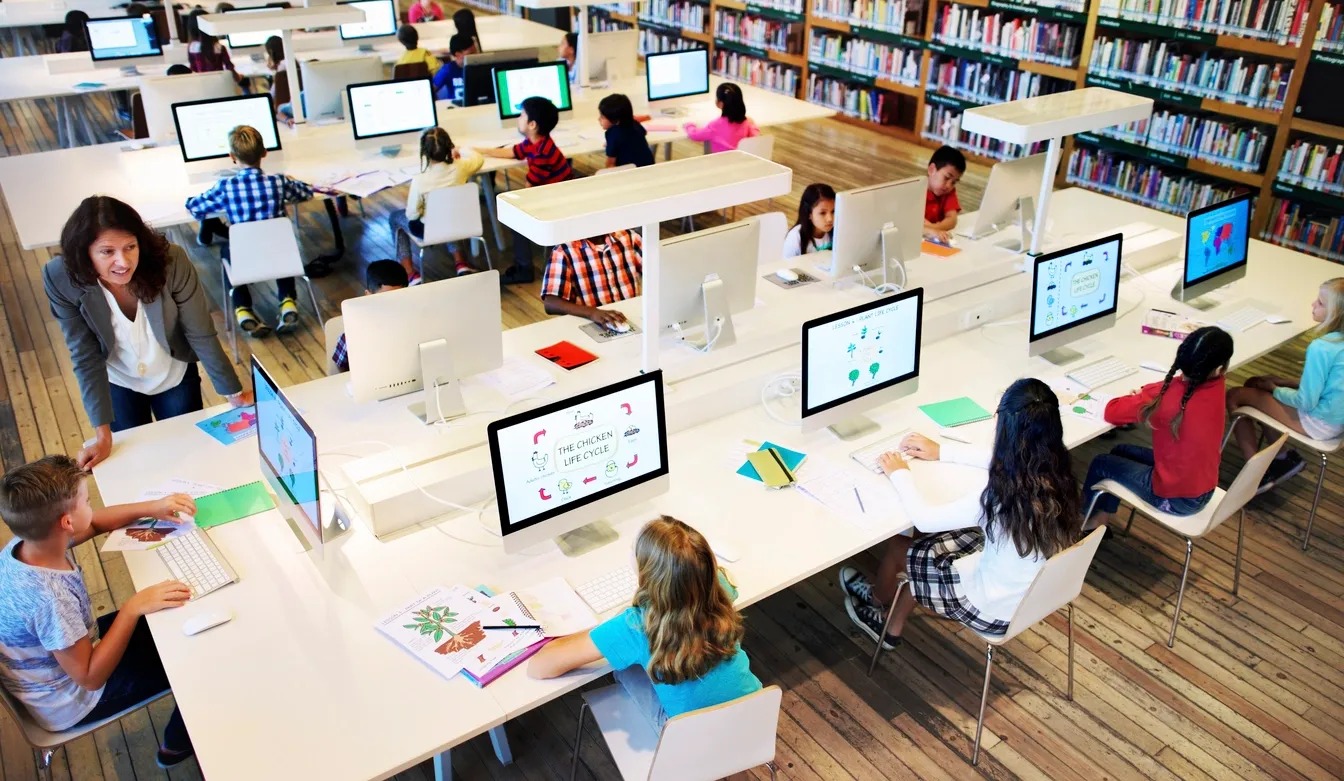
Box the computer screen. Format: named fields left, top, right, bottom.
left=493, top=61, right=572, bottom=119
left=1029, top=234, right=1123, bottom=343
left=173, top=94, right=281, bottom=162
left=645, top=48, right=710, bottom=101
left=347, top=78, right=437, bottom=140
left=224, top=8, right=278, bottom=49
left=488, top=372, right=669, bottom=534
left=252, top=358, right=320, bottom=534
left=85, top=16, right=162, bottom=61
left=801, top=288, right=923, bottom=418
left=1184, top=193, right=1251, bottom=289
left=338, top=0, right=397, bottom=40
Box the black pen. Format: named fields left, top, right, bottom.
left=482, top=624, right=542, bottom=631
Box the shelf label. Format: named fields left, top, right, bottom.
left=1085, top=74, right=1202, bottom=109
left=1095, top=14, right=1215, bottom=43
left=1272, top=180, right=1344, bottom=212
left=924, top=90, right=977, bottom=111
left=850, top=25, right=925, bottom=50
left=988, top=0, right=1086, bottom=24
left=746, top=3, right=804, bottom=22
left=807, top=60, right=875, bottom=86
left=715, top=38, right=770, bottom=59
left=1312, top=51, right=1344, bottom=67
left=927, top=40, right=1017, bottom=69
left=1075, top=132, right=1187, bottom=168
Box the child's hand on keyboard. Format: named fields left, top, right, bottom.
left=900, top=433, right=941, bottom=461
left=149, top=494, right=195, bottom=522
left=128, top=580, right=191, bottom=616
left=879, top=451, right=909, bottom=475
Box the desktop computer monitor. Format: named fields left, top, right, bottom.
left=586, top=29, right=638, bottom=81
left=341, top=271, right=504, bottom=422
left=252, top=356, right=333, bottom=551
left=337, top=0, right=397, bottom=44
left=223, top=7, right=279, bottom=49
left=463, top=49, right=540, bottom=106
left=1173, top=192, right=1252, bottom=307
left=488, top=371, right=669, bottom=555
left=139, top=71, right=238, bottom=140
left=658, top=220, right=760, bottom=350
left=828, top=177, right=925, bottom=289
left=493, top=61, right=572, bottom=123
left=961, top=152, right=1048, bottom=246
left=173, top=93, right=283, bottom=179
left=301, top=55, right=385, bottom=120
left=346, top=77, right=437, bottom=151
left=1028, top=233, right=1124, bottom=365
left=85, top=15, right=164, bottom=73
left=801, top=287, right=923, bottom=439
left=645, top=48, right=710, bottom=112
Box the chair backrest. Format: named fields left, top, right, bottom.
left=131, top=92, right=148, bottom=139
left=420, top=183, right=484, bottom=245
left=323, top=315, right=344, bottom=376
left=274, top=68, right=292, bottom=107
left=0, top=682, right=46, bottom=749
left=597, top=164, right=637, bottom=176
left=1001, top=526, right=1106, bottom=640
left=1201, top=433, right=1288, bottom=536
left=648, top=685, right=782, bottom=781
left=744, top=211, right=788, bottom=265
left=225, top=217, right=305, bottom=286
left=736, top=134, right=775, bottom=161
left=394, top=62, right=430, bottom=80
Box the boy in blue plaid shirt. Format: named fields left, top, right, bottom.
left=185, top=125, right=313, bottom=338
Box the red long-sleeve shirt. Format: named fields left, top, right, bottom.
left=1103, top=375, right=1226, bottom=499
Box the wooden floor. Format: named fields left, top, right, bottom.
left=0, top=87, right=1341, bottom=781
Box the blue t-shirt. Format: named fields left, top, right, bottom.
left=604, top=122, right=655, bottom=168
left=434, top=60, right=466, bottom=104
left=589, top=577, right=761, bottom=718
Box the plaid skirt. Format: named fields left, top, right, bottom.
left=906, top=529, right=1010, bottom=636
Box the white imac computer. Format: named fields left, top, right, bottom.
left=172, top=93, right=283, bottom=182
left=1173, top=192, right=1252, bottom=309
left=139, top=71, right=238, bottom=140
left=658, top=220, right=760, bottom=350
left=338, top=0, right=397, bottom=51
left=586, top=29, right=638, bottom=81
left=341, top=271, right=504, bottom=422
left=1028, top=233, right=1124, bottom=365
left=958, top=152, right=1048, bottom=249
left=645, top=47, right=710, bottom=114
left=801, top=287, right=923, bottom=440
left=492, top=60, right=572, bottom=127
left=488, top=371, right=669, bottom=556
left=346, top=77, right=437, bottom=153
left=301, top=55, right=384, bottom=120
left=828, top=177, right=925, bottom=292
left=85, top=15, right=164, bottom=75
left=223, top=7, right=280, bottom=50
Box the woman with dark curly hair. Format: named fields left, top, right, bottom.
left=43, top=196, right=248, bottom=469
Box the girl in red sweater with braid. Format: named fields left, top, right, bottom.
left=1082, top=326, right=1234, bottom=528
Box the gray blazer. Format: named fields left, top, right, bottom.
left=43, top=243, right=242, bottom=428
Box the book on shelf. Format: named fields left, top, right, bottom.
left=926, top=53, right=1072, bottom=104
left=1318, top=1, right=1344, bottom=52
left=1098, top=109, right=1270, bottom=172
left=715, top=50, right=801, bottom=95
left=811, top=0, right=916, bottom=32
left=806, top=73, right=891, bottom=122
left=934, top=4, right=1082, bottom=66
left=1067, top=146, right=1252, bottom=216
left=1097, top=0, right=1308, bottom=44
left=1266, top=197, right=1344, bottom=256
left=715, top=9, right=801, bottom=52
left=922, top=103, right=1045, bottom=161
left=1088, top=36, right=1292, bottom=110
left=809, top=30, right=921, bottom=82
left=1279, top=138, right=1344, bottom=193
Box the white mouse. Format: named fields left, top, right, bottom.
left=182, top=611, right=233, bottom=636
left=706, top=536, right=741, bottom=562
left=1139, top=360, right=1168, bottom=373
left=775, top=268, right=800, bottom=283
left=605, top=320, right=632, bottom=334
left=1265, top=314, right=1290, bottom=324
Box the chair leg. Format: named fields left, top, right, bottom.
left=302, top=276, right=323, bottom=321
left=570, top=701, right=589, bottom=781
left=476, top=237, right=494, bottom=270
left=1082, top=491, right=1106, bottom=529
left=1303, top=452, right=1327, bottom=551
left=972, top=645, right=994, bottom=766
left=1066, top=603, right=1075, bottom=702
left=867, top=578, right=908, bottom=676
left=34, top=749, right=54, bottom=781
left=432, top=749, right=451, bottom=781
left=1122, top=506, right=1136, bottom=536
left=766, top=760, right=778, bottom=780
left=1168, top=538, right=1194, bottom=648
left=1233, top=509, right=1246, bottom=596
left=1220, top=414, right=1245, bottom=452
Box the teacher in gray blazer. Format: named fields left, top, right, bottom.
left=45, top=196, right=250, bottom=469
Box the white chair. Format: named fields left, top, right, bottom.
left=0, top=679, right=170, bottom=781
left=220, top=216, right=323, bottom=362
left=743, top=211, right=789, bottom=266
left=1223, top=406, right=1341, bottom=550
left=410, top=183, right=494, bottom=273
left=571, top=684, right=782, bottom=781
left=323, top=314, right=344, bottom=376
left=728, top=135, right=776, bottom=220
left=867, top=527, right=1106, bottom=765
left=596, top=164, right=637, bottom=175
left=1086, top=433, right=1286, bottom=648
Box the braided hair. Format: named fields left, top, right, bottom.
left=1140, top=325, right=1234, bottom=438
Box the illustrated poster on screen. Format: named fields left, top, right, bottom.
left=1185, top=198, right=1249, bottom=283
left=806, top=298, right=918, bottom=410
left=496, top=381, right=661, bottom=524
left=255, top=378, right=318, bottom=526
left=1032, top=242, right=1118, bottom=335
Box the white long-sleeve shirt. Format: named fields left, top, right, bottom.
left=886, top=443, right=1045, bottom=623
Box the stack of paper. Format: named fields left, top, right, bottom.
left=796, top=466, right=898, bottom=529
left=473, top=356, right=556, bottom=399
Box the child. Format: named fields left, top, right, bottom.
left=56, top=10, right=90, bottom=53
left=1227, top=278, right=1344, bottom=491
left=529, top=516, right=762, bottom=728
left=433, top=33, right=475, bottom=104
left=330, top=260, right=409, bottom=372
left=389, top=127, right=484, bottom=281
left=165, top=63, right=192, bottom=76
left=407, top=0, right=445, bottom=23
left=783, top=183, right=835, bottom=258
left=559, top=31, right=578, bottom=84
left=541, top=229, right=642, bottom=327
left=395, top=25, right=440, bottom=74
left=479, top=96, right=574, bottom=285
left=186, top=9, right=243, bottom=87
left=263, top=36, right=293, bottom=124
left=1083, top=326, right=1234, bottom=527
left=598, top=93, right=654, bottom=168
left=924, top=145, right=965, bottom=243
left=0, top=455, right=196, bottom=768
left=684, top=83, right=759, bottom=152
left=453, top=8, right=482, bottom=52
left=839, top=379, right=1079, bottom=648
left=184, top=125, right=314, bottom=337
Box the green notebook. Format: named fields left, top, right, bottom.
left=193, top=481, right=275, bottom=530
left=918, top=397, right=992, bottom=428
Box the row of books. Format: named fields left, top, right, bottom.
left=1066, top=146, right=1251, bottom=215
left=589, top=15, right=634, bottom=32
left=1031, top=0, right=1089, bottom=9
left=810, top=0, right=917, bottom=34
left=1100, top=108, right=1271, bottom=172
left=933, top=5, right=1082, bottom=67
left=806, top=74, right=896, bottom=123
left=1316, top=0, right=1344, bottom=52
left=1096, top=0, right=1309, bottom=43
left=927, top=54, right=1073, bottom=105
left=593, top=2, right=637, bottom=14
left=1277, top=137, right=1344, bottom=196
left=809, top=30, right=921, bottom=84
left=639, top=29, right=700, bottom=55
left=1263, top=199, right=1344, bottom=259
left=921, top=104, right=1048, bottom=161
left=457, top=0, right=516, bottom=15
left=750, top=0, right=807, bottom=12
left=639, top=1, right=708, bottom=32
left=1088, top=37, right=1292, bottom=109
left=714, top=10, right=803, bottom=53
left=713, top=50, right=802, bottom=96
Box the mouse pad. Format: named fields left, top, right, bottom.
left=579, top=321, right=641, bottom=344
left=761, top=270, right=820, bottom=289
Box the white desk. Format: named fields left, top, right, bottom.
left=0, top=0, right=126, bottom=54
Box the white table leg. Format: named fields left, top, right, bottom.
left=489, top=725, right=513, bottom=765
left=640, top=218, right=661, bottom=373
left=479, top=173, right=507, bottom=252
left=432, top=748, right=451, bottom=781
left=1030, top=136, right=1063, bottom=257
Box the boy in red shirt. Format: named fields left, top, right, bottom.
left=924, top=145, right=965, bottom=245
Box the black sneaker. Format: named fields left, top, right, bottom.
left=196, top=223, right=213, bottom=247
left=156, top=745, right=195, bottom=770
left=500, top=266, right=535, bottom=285
left=839, top=566, right=877, bottom=607
left=844, top=594, right=902, bottom=651
left=1258, top=450, right=1306, bottom=495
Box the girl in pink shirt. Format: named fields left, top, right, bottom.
left=684, top=83, right=760, bottom=152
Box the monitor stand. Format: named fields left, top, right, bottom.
left=998, top=196, right=1036, bottom=254
left=408, top=338, right=466, bottom=424
left=1039, top=346, right=1086, bottom=367
left=1171, top=280, right=1226, bottom=311
left=357, top=44, right=375, bottom=53
left=689, top=276, right=736, bottom=350
left=828, top=416, right=881, bottom=441
left=119, top=65, right=142, bottom=77
left=555, top=520, right=619, bottom=557
left=871, top=225, right=905, bottom=295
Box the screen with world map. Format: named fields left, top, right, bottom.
left=1185, top=194, right=1251, bottom=288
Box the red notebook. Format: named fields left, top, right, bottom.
left=536, top=340, right=598, bottom=370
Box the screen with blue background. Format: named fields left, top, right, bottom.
left=254, top=366, right=320, bottom=533
left=87, top=17, right=160, bottom=60
left=1185, top=196, right=1250, bottom=285
left=1031, top=236, right=1121, bottom=339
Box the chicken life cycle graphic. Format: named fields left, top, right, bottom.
left=1032, top=238, right=1120, bottom=335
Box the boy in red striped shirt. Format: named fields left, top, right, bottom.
left=481, top=96, right=574, bottom=284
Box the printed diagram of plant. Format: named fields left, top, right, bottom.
left=434, top=622, right=486, bottom=655
left=404, top=605, right=460, bottom=643
left=845, top=325, right=884, bottom=386
left=124, top=523, right=169, bottom=543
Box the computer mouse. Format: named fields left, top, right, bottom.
left=182, top=611, right=232, bottom=636
left=775, top=268, right=800, bottom=283
left=1139, top=360, right=1167, bottom=373
left=1265, top=314, right=1291, bottom=324
left=605, top=320, right=632, bottom=334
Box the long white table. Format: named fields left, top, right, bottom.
left=91, top=188, right=1342, bottom=780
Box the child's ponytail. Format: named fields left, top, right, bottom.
left=716, top=83, right=748, bottom=124
left=418, top=126, right=455, bottom=171
left=1140, top=326, right=1234, bottom=438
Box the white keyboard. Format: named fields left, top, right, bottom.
left=157, top=530, right=238, bottom=600
left=1066, top=356, right=1138, bottom=390
left=1217, top=306, right=1268, bottom=333
left=575, top=566, right=638, bottom=614
left=849, top=429, right=912, bottom=474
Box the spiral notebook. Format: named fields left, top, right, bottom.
left=192, top=482, right=275, bottom=529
